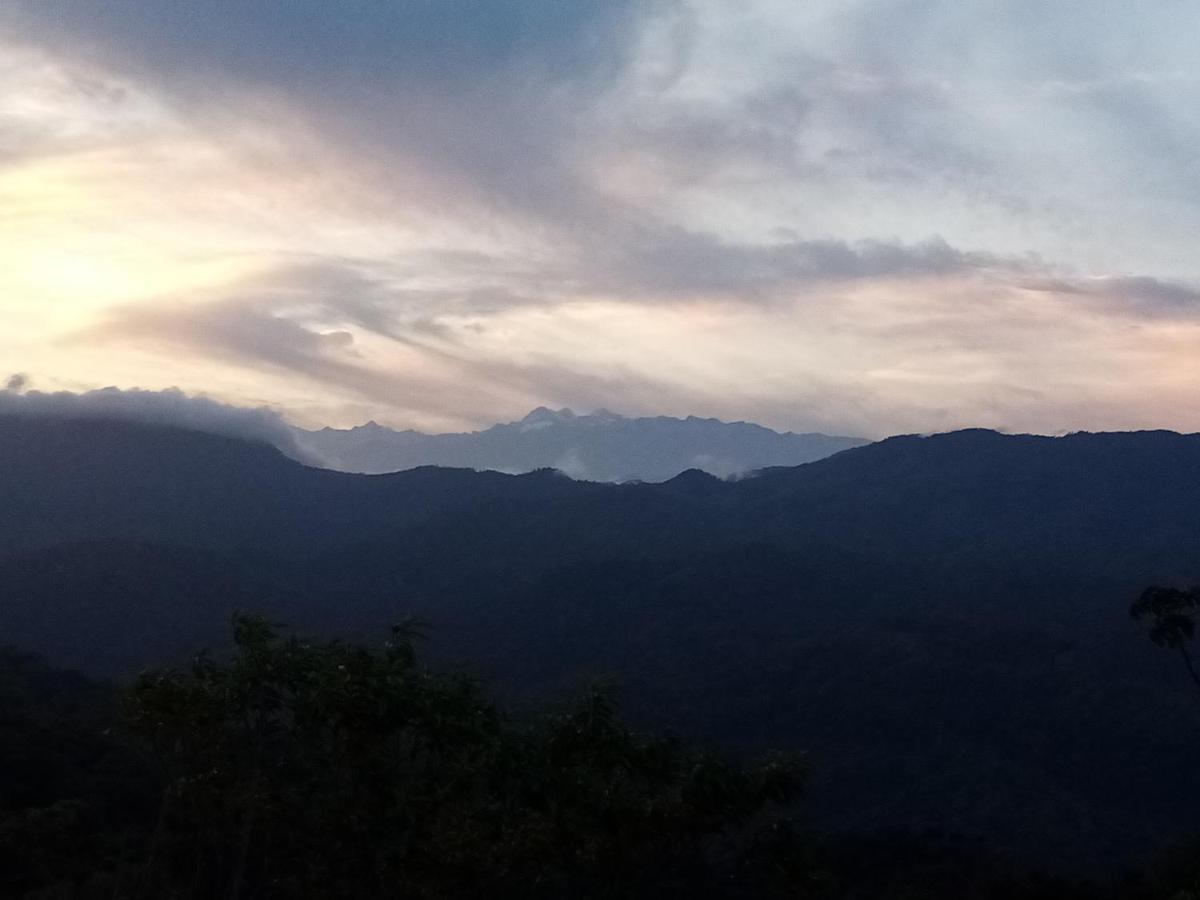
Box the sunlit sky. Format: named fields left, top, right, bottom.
left=4, top=0, right=1200, bottom=436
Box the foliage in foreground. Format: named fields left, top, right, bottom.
left=5, top=608, right=1200, bottom=899
left=46, top=615, right=804, bottom=898
left=1132, top=584, right=1200, bottom=697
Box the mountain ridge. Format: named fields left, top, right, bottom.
left=293, top=407, right=868, bottom=480
left=3, top=412, right=1200, bottom=868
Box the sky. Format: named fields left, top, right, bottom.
left=3, top=0, right=1200, bottom=437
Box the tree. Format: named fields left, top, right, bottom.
left=1130, top=585, right=1200, bottom=695
left=120, top=613, right=807, bottom=899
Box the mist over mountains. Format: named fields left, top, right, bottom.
left=2, top=411, right=1199, bottom=871
left=0, top=384, right=865, bottom=481
left=0, top=384, right=315, bottom=461
left=294, top=406, right=867, bottom=480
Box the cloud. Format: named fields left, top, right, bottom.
left=81, top=282, right=689, bottom=429
left=0, top=383, right=314, bottom=460
left=552, top=448, right=592, bottom=481
left=1020, top=274, right=1200, bottom=318
left=4, top=0, right=658, bottom=234
left=8, top=0, right=1200, bottom=273
left=1099, top=276, right=1200, bottom=311
left=7, top=1, right=1200, bottom=439
left=0, top=43, right=155, bottom=168
left=74, top=261, right=637, bottom=426
left=79, top=233, right=1032, bottom=362
left=69, top=236, right=1200, bottom=440
left=575, top=230, right=1026, bottom=301
left=7, top=1, right=641, bottom=90
left=9, top=0, right=1200, bottom=251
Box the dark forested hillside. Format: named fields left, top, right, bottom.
left=0, top=415, right=598, bottom=556
left=5, top=622, right=1121, bottom=900
left=2, top=414, right=1200, bottom=870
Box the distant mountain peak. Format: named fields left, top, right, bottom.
left=517, top=407, right=631, bottom=429
left=520, top=406, right=576, bottom=425
left=295, top=409, right=868, bottom=480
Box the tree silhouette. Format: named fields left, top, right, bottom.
left=1131, top=585, right=1200, bottom=694
left=119, top=613, right=807, bottom=899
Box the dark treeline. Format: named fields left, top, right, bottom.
left=3, top=614, right=1199, bottom=900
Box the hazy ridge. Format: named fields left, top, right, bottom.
left=294, top=406, right=868, bottom=480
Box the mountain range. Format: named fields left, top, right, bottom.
left=292, top=407, right=867, bottom=480
left=2, top=412, right=1199, bottom=871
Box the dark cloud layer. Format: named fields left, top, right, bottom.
left=9, top=1, right=638, bottom=87
left=581, top=231, right=1023, bottom=300
left=7, top=0, right=658, bottom=229
left=1022, top=274, right=1200, bottom=317
left=0, top=383, right=312, bottom=460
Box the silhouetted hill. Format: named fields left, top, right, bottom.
left=0, top=415, right=592, bottom=555
left=737, top=427, right=1200, bottom=571
left=2, top=413, right=1200, bottom=870
left=294, top=407, right=866, bottom=480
